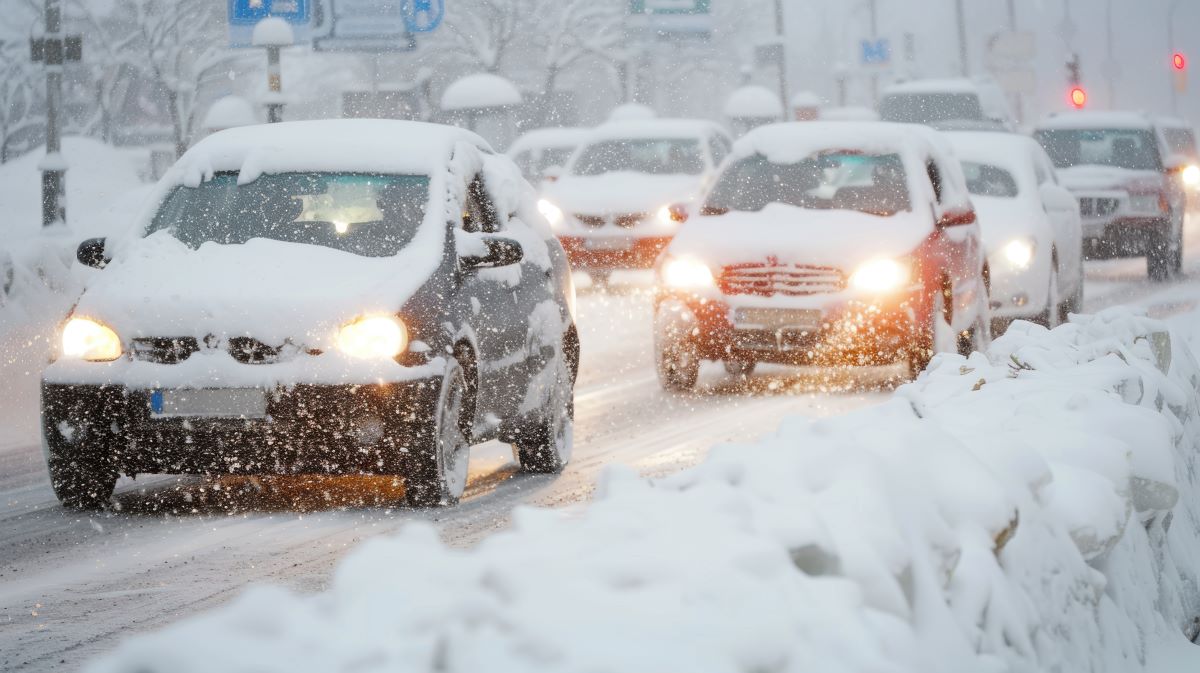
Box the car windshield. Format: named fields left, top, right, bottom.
left=538, top=147, right=576, bottom=174
left=704, top=152, right=911, bottom=217
left=962, top=162, right=1019, bottom=198
left=879, top=93, right=984, bottom=125
left=1162, top=127, right=1198, bottom=159
left=148, top=172, right=430, bottom=257
left=572, top=138, right=705, bottom=176
left=1034, top=129, right=1163, bottom=171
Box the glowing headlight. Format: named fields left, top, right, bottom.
left=657, top=205, right=674, bottom=226
left=1002, top=239, right=1035, bottom=269
left=661, top=257, right=714, bottom=288
left=849, top=259, right=910, bottom=293
left=1183, top=165, right=1200, bottom=187
left=336, top=316, right=408, bottom=359
left=537, top=199, right=564, bottom=228
left=61, top=317, right=122, bottom=361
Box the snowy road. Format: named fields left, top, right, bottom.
left=2, top=220, right=1200, bottom=671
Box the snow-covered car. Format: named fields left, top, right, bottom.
left=41, top=120, right=578, bottom=510
left=539, top=119, right=733, bottom=285
left=507, top=127, right=591, bottom=184
left=946, top=132, right=1084, bottom=331
left=878, top=78, right=1015, bottom=129
left=1034, top=111, right=1189, bottom=281
left=1156, top=117, right=1200, bottom=211
left=653, top=122, right=990, bottom=389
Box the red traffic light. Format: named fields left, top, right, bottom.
left=1070, top=87, right=1088, bottom=109
left=1174, top=52, right=1187, bottom=71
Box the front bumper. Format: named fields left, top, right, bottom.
left=656, top=290, right=920, bottom=366
left=41, top=377, right=442, bottom=476
left=559, top=236, right=671, bottom=271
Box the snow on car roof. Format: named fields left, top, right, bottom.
left=723, top=85, right=784, bottom=119
left=943, top=131, right=1038, bottom=184
left=507, top=127, right=592, bottom=156
left=440, top=73, right=523, bottom=111
left=175, top=119, right=489, bottom=186
left=586, top=118, right=724, bottom=142
left=1036, top=111, right=1155, bottom=131
left=882, top=78, right=980, bottom=95
left=731, top=121, right=935, bottom=164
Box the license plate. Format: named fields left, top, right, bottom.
left=734, top=308, right=822, bottom=331
left=583, top=237, right=633, bottom=251
left=149, top=389, right=268, bottom=419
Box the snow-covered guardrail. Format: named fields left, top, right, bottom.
left=88, top=309, right=1200, bottom=673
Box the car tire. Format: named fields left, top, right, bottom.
left=1038, top=265, right=1061, bottom=329
left=402, top=360, right=471, bottom=508
left=1060, top=264, right=1084, bottom=323
left=656, top=337, right=699, bottom=392
left=513, top=341, right=574, bottom=474
left=1148, top=222, right=1181, bottom=283
left=908, top=284, right=957, bottom=380
left=723, top=357, right=756, bottom=377
left=44, top=424, right=117, bottom=510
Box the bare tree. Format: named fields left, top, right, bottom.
left=0, top=39, right=42, bottom=163
left=527, top=0, right=624, bottom=95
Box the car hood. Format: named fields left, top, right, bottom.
left=544, top=172, right=705, bottom=215
left=667, top=203, right=934, bottom=271
left=971, top=196, right=1050, bottom=254
left=1056, top=165, right=1163, bottom=192
left=74, top=232, right=437, bottom=348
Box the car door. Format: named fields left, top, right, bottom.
left=926, top=154, right=984, bottom=333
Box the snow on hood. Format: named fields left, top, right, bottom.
left=667, top=203, right=933, bottom=270
left=74, top=231, right=438, bottom=348
left=1055, top=165, right=1163, bottom=192
left=544, top=172, right=704, bottom=215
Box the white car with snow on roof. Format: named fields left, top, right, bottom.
left=42, top=120, right=578, bottom=510
left=507, top=127, right=591, bottom=185
left=538, top=119, right=732, bottom=285
left=654, top=122, right=990, bottom=389
left=945, top=131, right=1084, bottom=332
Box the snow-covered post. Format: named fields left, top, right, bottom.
left=252, top=18, right=294, bottom=124
left=32, top=0, right=82, bottom=227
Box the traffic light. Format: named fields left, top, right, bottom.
left=1174, top=52, right=1187, bottom=71
left=1070, top=86, right=1087, bottom=109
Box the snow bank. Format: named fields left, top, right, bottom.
left=86, top=309, right=1200, bottom=672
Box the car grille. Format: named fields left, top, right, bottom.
left=131, top=337, right=199, bottom=364
left=1079, top=197, right=1120, bottom=218
left=573, top=213, right=648, bottom=228
left=130, top=336, right=284, bottom=365
left=720, top=263, right=846, bottom=297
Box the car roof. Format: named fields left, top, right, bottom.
left=178, top=119, right=491, bottom=185
left=586, top=118, right=727, bottom=142
left=731, top=121, right=941, bottom=163
left=1035, top=111, right=1156, bottom=131
left=882, top=78, right=980, bottom=96
left=507, top=127, right=592, bottom=155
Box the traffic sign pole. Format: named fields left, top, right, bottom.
left=267, top=46, right=283, bottom=123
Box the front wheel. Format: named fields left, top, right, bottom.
left=513, top=343, right=574, bottom=474
left=403, top=361, right=471, bottom=508
left=1148, top=222, right=1182, bottom=282
left=44, top=424, right=117, bottom=510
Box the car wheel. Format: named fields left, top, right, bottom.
left=1060, top=264, right=1084, bottom=323
left=908, top=284, right=957, bottom=379
left=723, top=356, right=756, bottom=378
left=513, top=341, right=574, bottom=474
left=44, top=424, right=116, bottom=510
left=403, top=361, right=470, bottom=508
left=1148, top=223, right=1180, bottom=282
left=1038, top=265, right=1061, bottom=329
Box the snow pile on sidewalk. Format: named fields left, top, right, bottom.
left=87, top=309, right=1200, bottom=672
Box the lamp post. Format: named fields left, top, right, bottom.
left=1169, top=0, right=1184, bottom=115
left=31, top=0, right=82, bottom=227
left=252, top=17, right=294, bottom=124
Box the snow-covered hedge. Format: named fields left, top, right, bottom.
left=88, top=310, right=1200, bottom=672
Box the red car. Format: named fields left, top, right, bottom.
left=653, top=122, right=991, bottom=389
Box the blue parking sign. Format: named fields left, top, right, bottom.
left=861, top=38, right=891, bottom=66
left=229, top=0, right=310, bottom=26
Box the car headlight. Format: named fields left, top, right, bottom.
left=537, top=199, right=564, bottom=228
left=657, top=205, right=674, bottom=226
left=336, top=315, right=408, bottom=359
left=1183, top=165, right=1200, bottom=188
left=661, top=257, right=714, bottom=289
left=1129, top=194, right=1165, bottom=214
left=61, top=317, right=122, bottom=361
left=849, top=259, right=910, bottom=293
left=1002, top=238, right=1035, bottom=269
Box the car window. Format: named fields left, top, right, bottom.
left=926, top=159, right=944, bottom=203
left=1034, top=128, right=1163, bottom=171
left=537, top=147, right=575, bottom=175
left=462, top=174, right=500, bottom=233
left=708, top=135, right=729, bottom=166
left=704, top=152, right=911, bottom=217
left=962, top=162, right=1019, bottom=198
left=148, top=172, right=429, bottom=257
left=572, top=138, right=705, bottom=176
left=1162, top=127, right=1198, bottom=159
left=511, top=151, right=532, bottom=178
left=879, top=92, right=984, bottom=124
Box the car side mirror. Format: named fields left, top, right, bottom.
left=462, top=236, right=523, bottom=270
left=541, top=165, right=563, bottom=183
left=667, top=202, right=689, bottom=224
left=76, top=237, right=109, bottom=269
left=937, top=208, right=976, bottom=229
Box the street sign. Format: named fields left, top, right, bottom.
left=229, top=0, right=311, bottom=47
left=860, top=39, right=891, bottom=67
left=311, top=0, right=416, bottom=52
left=629, top=0, right=711, bottom=38
left=406, top=0, right=444, bottom=33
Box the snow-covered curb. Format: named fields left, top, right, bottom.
left=87, top=309, right=1200, bottom=672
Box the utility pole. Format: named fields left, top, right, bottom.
left=252, top=18, right=294, bottom=124
left=1105, top=0, right=1117, bottom=107
left=1168, top=0, right=1183, bottom=115
left=1007, top=0, right=1023, bottom=123
left=773, top=0, right=788, bottom=112
left=868, top=0, right=879, bottom=104
left=31, top=0, right=81, bottom=227
left=955, top=0, right=969, bottom=77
